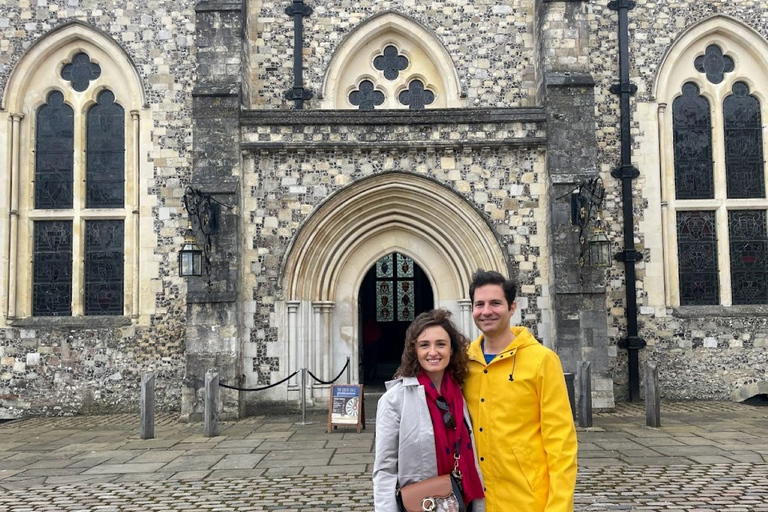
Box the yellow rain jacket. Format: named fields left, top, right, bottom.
left=464, top=327, right=578, bottom=512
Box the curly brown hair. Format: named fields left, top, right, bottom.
left=394, top=309, right=471, bottom=385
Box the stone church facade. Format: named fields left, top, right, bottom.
left=0, top=0, right=766, bottom=418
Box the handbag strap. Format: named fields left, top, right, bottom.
left=451, top=435, right=462, bottom=480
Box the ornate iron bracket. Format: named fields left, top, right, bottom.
left=571, top=177, right=610, bottom=268
left=614, top=249, right=643, bottom=263
left=284, top=0, right=314, bottom=109
left=610, top=163, right=640, bottom=180
left=607, top=0, right=635, bottom=10
left=617, top=336, right=647, bottom=350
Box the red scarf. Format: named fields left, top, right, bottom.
left=417, top=372, right=484, bottom=504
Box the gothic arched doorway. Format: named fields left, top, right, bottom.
left=360, top=252, right=434, bottom=385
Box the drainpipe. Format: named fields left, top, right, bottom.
left=285, top=0, right=313, bottom=109
left=608, top=0, right=645, bottom=401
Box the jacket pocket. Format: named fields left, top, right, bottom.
left=510, top=442, right=546, bottom=492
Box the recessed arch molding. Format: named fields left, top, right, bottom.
left=281, top=172, right=509, bottom=302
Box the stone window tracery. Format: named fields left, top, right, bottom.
left=322, top=13, right=460, bottom=110
left=61, top=52, right=102, bottom=92
left=343, top=43, right=437, bottom=110
left=694, top=44, right=734, bottom=85
left=398, top=79, right=435, bottom=110
left=672, top=83, right=713, bottom=200
left=723, top=82, right=764, bottom=199
left=35, top=91, right=74, bottom=209
left=664, top=36, right=768, bottom=307
left=373, top=45, right=409, bottom=81
left=348, top=79, right=385, bottom=110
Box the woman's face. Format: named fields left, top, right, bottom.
left=415, top=325, right=452, bottom=378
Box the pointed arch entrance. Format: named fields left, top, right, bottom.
left=277, top=172, right=508, bottom=399
left=360, top=252, right=434, bottom=384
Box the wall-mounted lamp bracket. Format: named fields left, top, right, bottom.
left=181, top=186, right=232, bottom=278
left=570, top=177, right=612, bottom=268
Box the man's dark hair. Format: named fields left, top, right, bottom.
left=469, top=269, right=517, bottom=306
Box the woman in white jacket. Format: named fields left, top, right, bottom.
left=373, top=309, right=485, bottom=512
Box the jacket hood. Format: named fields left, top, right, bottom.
left=468, top=326, right=539, bottom=364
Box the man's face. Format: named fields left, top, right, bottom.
left=472, top=284, right=516, bottom=337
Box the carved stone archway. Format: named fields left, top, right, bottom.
left=279, top=172, right=508, bottom=395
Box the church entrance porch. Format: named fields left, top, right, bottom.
left=243, top=172, right=510, bottom=409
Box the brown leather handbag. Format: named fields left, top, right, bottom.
left=397, top=454, right=465, bottom=512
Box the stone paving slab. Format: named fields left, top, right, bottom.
left=211, top=453, right=266, bottom=469
left=0, top=401, right=766, bottom=510
left=82, top=462, right=167, bottom=474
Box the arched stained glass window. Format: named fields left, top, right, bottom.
left=375, top=253, right=416, bottom=322
left=35, top=91, right=74, bottom=209
left=673, top=82, right=714, bottom=200
left=86, top=90, right=125, bottom=208
left=724, top=82, right=764, bottom=199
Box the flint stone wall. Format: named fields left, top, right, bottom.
left=246, top=0, right=539, bottom=109
left=0, top=0, right=195, bottom=417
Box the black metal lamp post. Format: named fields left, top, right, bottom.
left=179, top=222, right=203, bottom=278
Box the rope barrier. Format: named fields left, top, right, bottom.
left=218, top=369, right=300, bottom=392
left=307, top=357, right=350, bottom=385
left=217, top=355, right=350, bottom=392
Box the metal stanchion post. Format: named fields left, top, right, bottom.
left=346, top=356, right=351, bottom=384
left=298, top=367, right=312, bottom=425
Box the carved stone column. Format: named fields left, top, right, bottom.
left=287, top=300, right=301, bottom=389
left=457, top=299, right=473, bottom=337
left=7, top=113, right=23, bottom=320
left=312, top=301, right=335, bottom=381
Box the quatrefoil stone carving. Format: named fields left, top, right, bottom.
left=61, top=52, right=102, bottom=92
left=373, top=45, right=409, bottom=81
left=349, top=80, right=385, bottom=110
left=398, top=80, right=435, bottom=110
left=694, top=45, right=734, bottom=85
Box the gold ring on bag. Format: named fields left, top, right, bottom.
left=421, top=497, right=436, bottom=511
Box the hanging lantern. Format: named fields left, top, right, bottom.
left=588, top=215, right=612, bottom=268
left=178, top=223, right=203, bottom=277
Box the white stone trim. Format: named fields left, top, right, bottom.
left=2, top=21, right=146, bottom=112
left=282, top=173, right=507, bottom=301
left=652, top=15, right=768, bottom=102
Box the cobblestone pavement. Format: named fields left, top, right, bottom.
left=0, top=401, right=766, bottom=511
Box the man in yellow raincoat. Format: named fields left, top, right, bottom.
left=464, top=270, right=577, bottom=512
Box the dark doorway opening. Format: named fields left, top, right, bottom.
left=359, top=253, right=434, bottom=386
